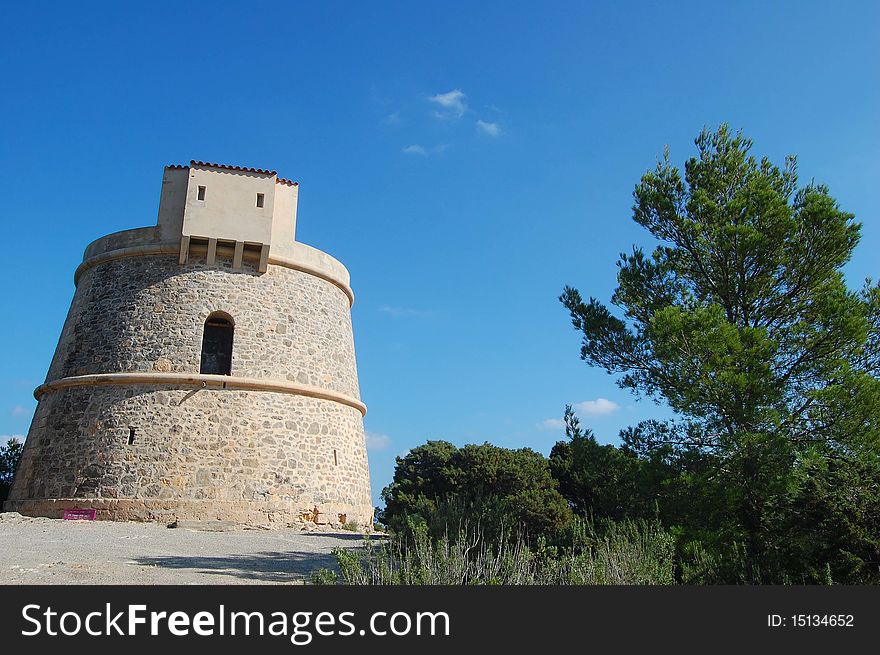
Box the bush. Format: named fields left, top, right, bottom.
left=325, top=518, right=676, bottom=585
left=379, top=441, right=573, bottom=544
left=310, top=568, right=339, bottom=585
left=0, top=438, right=24, bottom=504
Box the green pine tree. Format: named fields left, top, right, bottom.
left=561, top=125, right=880, bottom=582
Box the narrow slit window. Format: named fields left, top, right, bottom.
left=333, top=449, right=338, bottom=466
left=197, top=185, right=206, bottom=201
left=256, top=193, right=265, bottom=208
left=200, top=313, right=234, bottom=375
left=128, top=427, right=136, bottom=445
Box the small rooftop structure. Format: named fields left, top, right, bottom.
left=159, top=161, right=300, bottom=273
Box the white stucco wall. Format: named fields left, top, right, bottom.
left=183, top=165, right=277, bottom=245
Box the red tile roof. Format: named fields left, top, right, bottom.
left=191, top=160, right=276, bottom=176
left=165, top=162, right=297, bottom=186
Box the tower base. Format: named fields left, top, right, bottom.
left=3, top=498, right=373, bottom=529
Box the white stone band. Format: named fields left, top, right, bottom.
left=34, top=372, right=367, bottom=416
left=73, top=244, right=356, bottom=306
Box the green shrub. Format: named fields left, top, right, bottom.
left=325, top=518, right=676, bottom=585
left=379, top=441, right=573, bottom=544
left=0, top=437, right=24, bottom=504
left=310, top=568, right=339, bottom=585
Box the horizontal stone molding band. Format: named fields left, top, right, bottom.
left=34, top=372, right=367, bottom=416
left=73, top=243, right=356, bottom=306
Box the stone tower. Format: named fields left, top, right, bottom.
left=5, top=162, right=372, bottom=528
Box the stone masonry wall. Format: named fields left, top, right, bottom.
left=48, top=255, right=360, bottom=398
left=8, top=385, right=370, bottom=526
left=8, top=252, right=372, bottom=527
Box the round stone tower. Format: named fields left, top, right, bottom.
left=5, top=162, right=372, bottom=528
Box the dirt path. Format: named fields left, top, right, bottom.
left=0, top=513, right=370, bottom=584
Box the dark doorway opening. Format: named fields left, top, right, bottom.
left=200, top=313, right=234, bottom=375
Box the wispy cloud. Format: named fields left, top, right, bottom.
left=11, top=405, right=29, bottom=417
left=402, top=143, right=449, bottom=157
left=573, top=398, right=620, bottom=417
left=538, top=418, right=566, bottom=431
left=476, top=119, right=501, bottom=137
left=539, top=398, right=620, bottom=431
left=429, top=89, right=467, bottom=119
left=365, top=431, right=392, bottom=451
left=383, top=111, right=401, bottom=125
left=379, top=304, right=436, bottom=318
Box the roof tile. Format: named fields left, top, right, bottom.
left=165, top=162, right=297, bottom=186
left=190, top=160, right=277, bottom=176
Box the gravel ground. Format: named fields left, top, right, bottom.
left=0, top=513, right=371, bottom=585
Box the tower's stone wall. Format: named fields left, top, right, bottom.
left=48, top=255, right=360, bottom=398
left=6, top=162, right=372, bottom=527
left=8, top=386, right=369, bottom=526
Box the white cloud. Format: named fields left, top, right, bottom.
left=538, top=418, right=566, bottom=431
left=365, top=431, right=391, bottom=451
left=379, top=304, right=435, bottom=318
left=429, top=89, right=467, bottom=119
left=383, top=111, right=401, bottom=125
left=402, top=144, right=449, bottom=157
left=476, top=120, right=501, bottom=137
left=11, top=405, right=29, bottom=417
left=573, top=398, right=620, bottom=417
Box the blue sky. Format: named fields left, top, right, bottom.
left=1, top=2, right=878, bottom=506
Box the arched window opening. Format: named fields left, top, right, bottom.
left=200, top=313, right=234, bottom=375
